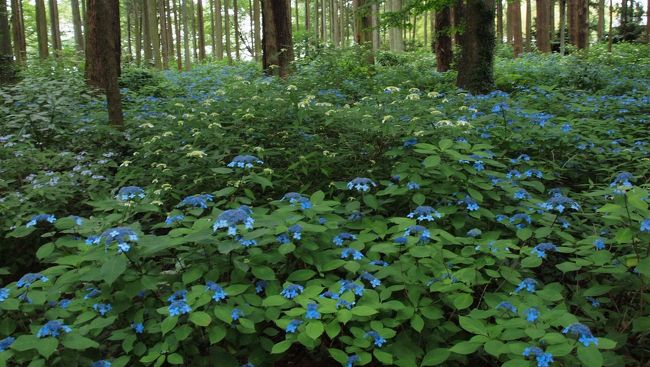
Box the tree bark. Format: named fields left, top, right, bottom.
left=160, top=0, right=170, bottom=67
left=434, top=6, right=452, bottom=72
left=549, top=0, right=554, bottom=41
left=10, top=0, right=26, bottom=64
left=262, top=0, right=294, bottom=77
left=569, top=0, right=587, bottom=49
left=143, top=0, right=152, bottom=64
left=173, top=0, right=182, bottom=69
left=510, top=0, right=523, bottom=56
left=253, top=0, right=261, bottom=60
left=536, top=0, right=550, bottom=52
left=0, top=0, right=10, bottom=58
left=35, top=0, right=48, bottom=59
left=147, top=0, right=162, bottom=67
left=457, top=0, right=495, bottom=94
left=197, top=0, right=206, bottom=60
left=215, top=0, right=224, bottom=59
left=496, top=0, right=503, bottom=42
left=559, top=0, right=565, bottom=54
left=305, top=0, right=310, bottom=32
left=525, top=0, right=531, bottom=51
left=86, top=0, right=123, bottom=126
left=224, top=0, right=232, bottom=62
left=608, top=0, right=613, bottom=51
left=71, top=0, right=84, bottom=52
left=597, top=0, right=604, bottom=40
left=353, top=0, right=373, bottom=63
left=388, top=0, right=403, bottom=51
left=48, top=0, right=62, bottom=53
left=233, top=0, right=240, bottom=59
left=506, top=0, right=512, bottom=43
left=182, top=0, right=192, bottom=69
left=452, top=0, right=464, bottom=47
left=135, top=1, right=143, bottom=65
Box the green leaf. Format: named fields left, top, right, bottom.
left=363, top=194, right=379, bottom=210
left=224, top=284, right=249, bottom=296
left=208, top=325, right=227, bottom=344
left=412, top=193, right=426, bottom=206
left=328, top=348, right=348, bottom=364
left=288, top=269, right=316, bottom=281
left=452, top=293, right=473, bottom=310
left=373, top=349, right=393, bottom=364
left=410, top=314, right=424, bottom=332
left=167, top=353, right=184, bottom=365
left=100, top=255, right=127, bottom=286
left=271, top=340, right=292, bottom=354
left=351, top=306, right=377, bottom=316
left=161, top=316, right=178, bottom=335
left=252, top=266, right=276, bottom=280
left=305, top=321, right=324, bottom=340
left=263, top=295, right=288, bottom=307
left=516, top=228, right=532, bottom=241
left=11, top=335, right=38, bottom=351
left=577, top=345, right=603, bottom=367
left=449, top=341, right=481, bottom=355
left=458, top=316, right=487, bottom=336
left=421, top=348, right=450, bottom=366
left=423, top=155, right=441, bottom=168
left=189, top=311, right=212, bottom=327
left=61, top=333, right=99, bottom=350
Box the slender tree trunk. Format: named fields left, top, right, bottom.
left=597, top=0, right=604, bottom=40
left=560, top=0, right=566, bottom=55
left=189, top=0, right=197, bottom=60
left=35, top=0, right=48, bottom=59
left=254, top=0, right=260, bottom=59
left=262, top=0, right=294, bottom=77
left=424, top=10, right=428, bottom=47
left=510, top=0, right=523, bottom=56
left=173, top=0, right=182, bottom=68
left=506, top=0, right=513, bottom=43
left=525, top=0, right=531, bottom=50
left=10, top=0, right=26, bottom=64
left=166, top=0, right=175, bottom=58
left=570, top=0, right=587, bottom=49
left=0, top=0, right=10, bottom=58
left=452, top=1, right=463, bottom=47
left=333, top=0, right=341, bottom=46
left=71, top=0, right=84, bottom=52
left=549, top=0, right=554, bottom=41
left=305, top=0, right=310, bottom=33
left=215, top=0, right=224, bottom=59
left=210, top=0, right=216, bottom=51
left=353, top=0, right=373, bottom=63
left=536, top=0, right=550, bottom=52
left=86, top=0, right=123, bottom=126
left=143, top=0, right=152, bottom=64
left=48, top=0, right=62, bottom=53
left=607, top=0, right=613, bottom=51
left=321, top=0, right=325, bottom=40
left=646, top=0, right=649, bottom=43
left=315, top=0, right=319, bottom=41
left=496, top=0, right=503, bottom=42
left=389, top=0, right=403, bottom=51
left=295, top=0, right=299, bottom=31
left=135, top=2, right=143, bottom=65
left=197, top=0, right=206, bottom=60
left=435, top=6, right=452, bottom=72
left=233, top=0, right=240, bottom=59
left=224, top=0, right=232, bottom=62
left=457, top=0, right=495, bottom=94
left=621, top=0, right=628, bottom=35
left=127, top=6, right=133, bottom=61
left=159, top=0, right=170, bottom=67
left=148, top=0, right=162, bottom=67
left=182, top=0, right=192, bottom=69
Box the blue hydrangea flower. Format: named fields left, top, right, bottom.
left=227, top=155, right=263, bottom=168
left=370, top=260, right=389, bottom=266
left=276, top=233, right=290, bottom=244
left=523, top=346, right=554, bottom=367
left=255, top=281, right=266, bottom=294
left=85, top=235, right=101, bottom=245
left=562, top=323, right=598, bottom=347
left=169, top=300, right=192, bottom=316
left=532, top=242, right=557, bottom=258
left=341, top=247, right=364, bottom=260
left=116, top=186, right=145, bottom=201
left=0, top=336, right=14, bottom=352
left=347, top=177, right=377, bottom=192
left=213, top=206, right=254, bottom=235
left=84, top=287, right=101, bottom=299
left=26, top=214, right=56, bottom=227
left=132, top=322, right=144, bottom=334
left=365, top=330, right=386, bottom=347
left=561, top=123, right=572, bottom=132
left=286, top=319, right=302, bottom=333
left=473, top=160, right=485, bottom=171
left=394, top=236, right=408, bottom=244
left=37, top=320, right=72, bottom=338
left=459, top=195, right=479, bottom=211
left=336, top=299, right=355, bottom=309
left=525, top=169, right=543, bottom=178
left=539, top=192, right=581, bottom=213
left=467, top=228, right=482, bottom=238
left=93, top=303, right=112, bottom=316
left=346, top=354, right=359, bottom=367
left=333, top=232, right=356, bottom=246
left=514, top=189, right=531, bottom=200
left=281, top=192, right=312, bottom=210
left=404, top=225, right=431, bottom=243
left=339, top=280, right=364, bottom=296
left=491, top=102, right=509, bottom=113
left=100, top=227, right=139, bottom=252
left=348, top=211, right=364, bottom=221
left=641, top=218, right=650, bottom=233
left=0, top=288, right=9, bottom=302
left=586, top=297, right=600, bottom=308
left=320, top=291, right=340, bottom=300
left=177, top=194, right=214, bottom=209
left=610, top=172, right=633, bottom=188
left=407, top=182, right=420, bottom=190
left=237, top=237, right=257, bottom=247
left=594, top=238, right=606, bottom=250
left=288, top=224, right=303, bottom=240
left=506, top=170, right=522, bottom=179
left=526, top=307, right=539, bottom=322
left=17, top=273, right=48, bottom=288
left=359, top=272, right=381, bottom=288
left=496, top=301, right=517, bottom=313
left=206, top=281, right=228, bottom=302
left=231, top=308, right=244, bottom=321
left=165, top=215, right=185, bottom=225
left=407, top=206, right=442, bottom=222
left=515, top=278, right=537, bottom=294
left=91, top=361, right=111, bottom=367
left=403, top=137, right=417, bottom=148
left=305, top=303, right=320, bottom=319
left=281, top=284, right=304, bottom=299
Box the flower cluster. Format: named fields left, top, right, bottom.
left=562, top=323, right=599, bottom=347
left=116, top=186, right=145, bottom=201
left=26, top=214, right=56, bottom=227
left=523, top=346, right=554, bottom=367
left=177, top=193, right=214, bottom=209
left=213, top=206, right=254, bottom=235
left=346, top=177, right=376, bottom=192
left=168, top=290, right=192, bottom=316
left=407, top=206, right=442, bottom=222
left=227, top=155, right=263, bottom=168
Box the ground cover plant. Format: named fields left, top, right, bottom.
left=0, top=44, right=650, bottom=367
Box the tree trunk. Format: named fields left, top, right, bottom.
left=10, top=0, right=26, bottom=64
left=333, top=0, right=340, bottom=46
left=71, top=0, right=84, bottom=52
left=506, top=0, right=512, bottom=43
left=647, top=0, right=650, bottom=43
left=525, top=0, right=531, bottom=51
left=182, top=0, right=192, bottom=69
left=148, top=0, right=162, bottom=67
left=233, top=0, right=240, bottom=59
left=159, top=0, right=170, bottom=67
left=0, top=0, right=10, bottom=58
left=173, top=0, right=182, bottom=68
left=254, top=0, right=261, bottom=59
left=510, top=0, right=523, bottom=56
left=388, top=0, right=403, bottom=51
left=559, top=0, right=565, bottom=54
left=597, top=0, right=604, bottom=40
left=305, top=0, right=310, bottom=33
left=569, top=0, right=587, bottom=49
left=35, top=0, right=48, bottom=59
left=424, top=10, right=428, bottom=47
left=434, top=6, right=452, bottom=72
left=549, top=0, right=554, bottom=41
left=295, top=0, right=299, bottom=31
left=452, top=0, right=464, bottom=47
left=224, top=0, right=232, bottom=62
left=197, top=0, right=206, bottom=60
left=536, top=0, right=550, bottom=52
left=607, top=0, right=613, bottom=51
left=135, top=1, right=143, bottom=65
left=209, top=0, right=216, bottom=51
left=86, top=0, right=123, bottom=126
left=143, top=0, right=152, bottom=64
left=353, top=0, right=373, bottom=63
left=457, top=0, right=495, bottom=94
left=215, top=0, right=224, bottom=59
left=166, top=0, right=175, bottom=58
left=262, top=0, right=294, bottom=77
left=189, top=0, right=197, bottom=60
left=48, top=0, right=62, bottom=53
left=496, top=0, right=503, bottom=42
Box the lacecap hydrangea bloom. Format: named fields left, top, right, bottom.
left=37, top=320, right=72, bottom=338
left=280, top=284, right=304, bottom=299
left=213, top=206, right=254, bottom=235
left=333, top=232, right=356, bottom=246
left=90, top=360, right=111, bottom=367
left=206, top=281, right=228, bottom=302
left=523, top=346, right=554, bottom=367
left=562, top=323, right=599, bottom=347
left=116, top=186, right=145, bottom=201
left=17, top=273, right=48, bottom=288
left=347, top=177, right=376, bottom=192
left=0, top=337, right=14, bottom=352
left=282, top=192, right=312, bottom=210
left=305, top=303, right=320, bottom=319
left=227, top=155, right=263, bottom=168
left=515, top=278, right=537, bottom=294
left=365, top=330, right=386, bottom=347
left=532, top=242, right=557, bottom=258
left=496, top=301, right=517, bottom=313
left=95, top=227, right=139, bottom=253
left=407, top=206, right=442, bottom=222
left=168, top=290, right=192, bottom=316
left=177, top=193, right=214, bottom=209
left=26, top=214, right=56, bottom=227
left=286, top=319, right=302, bottom=333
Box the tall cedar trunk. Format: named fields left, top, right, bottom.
left=189, top=0, right=197, bottom=60
left=143, top=0, right=153, bottom=64
left=224, top=0, right=232, bottom=62
left=434, top=6, right=452, bottom=72
left=510, top=0, right=523, bottom=56
left=295, top=0, right=299, bottom=30
left=496, top=0, right=503, bottom=42
left=148, top=0, right=162, bottom=67
left=452, top=1, right=463, bottom=47
left=608, top=0, right=613, bottom=51
left=305, top=0, right=310, bottom=32
left=506, top=0, right=512, bottom=43
left=647, top=0, right=650, bottom=43
left=333, top=0, right=340, bottom=46
left=621, top=0, right=628, bottom=32
left=159, top=0, right=169, bottom=67
left=10, top=0, right=26, bottom=64
left=321, top=0, right=325, bottom=40
left=48, top=0, right=62, bottom=53
left=525, top=0, right=531, bottom=50
left=210, top=0, right=216, bottom=51
left=314, top=0, right=318, bottom=40
left=536, top=0, right=550, bottom=52
left=569, top=0, right=587, bottom=48
left=173, top=0, right=182, bottom=69
left=262, top=0, right=294, bottom=77
left=35, top=0, right=48, bottom=59
left=559, top=0, right=565, bottom=54
left=254, top=0, right=261, bottom=60
left=424, top=10, right=428, bottom=47
left=597, top=0, right=604, bottom=40
left=389, top=0, right=403, bottom=51
left=0, top=0, right=10, bottom=58
left=197, top=0, right=206, bottom=60
left=549, top=0, right=554, bottom=41
left=136, top=1, right=143, bottom=65
left=233, top=0, right=240, bottom=59
left=215, top=0, right=224, bottom=59
left=166, top=0, right=174, bottom=58
left=127, top=5, right=133, bottom=61
left=71, top=0, right=84, bottom=52
left=86, top=0, right=123, bottom=125
left=329, top=0, right=334, bottom=41
left=457, top=0, right=495, bottom=94
left=182, top=0, right=191, bottom=69
left=353, top=0, right=373, bottom=63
